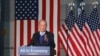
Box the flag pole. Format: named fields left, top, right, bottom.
left=92, top=1, right=98, bottom=8
left=80, top=2, right=85, bottom=10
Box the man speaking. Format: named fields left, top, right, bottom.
left=28, top=20, right=55, bottom=55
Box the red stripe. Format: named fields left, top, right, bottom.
left=59, top=28, right=67, bottom=42
left=49, top=0, right=54, bottom=33
left=87, top=29, right=98, bottom=55
left=59, top=36, right=67, bottom=55
left=75, top=25, right=86, bottom=46
left=57, top=0, right=60, bottom=55
left=61, top=25, right=74, bottom=55
left=42, top=0, right=46, bottom=20
left=90, top=33, right=99, bottom=55
left=68, top=33, right=81, bottom=56
left=35, top=20, right=38, bottom=32
left=71, top=29, right=81, bottom=56
left=84, top=24, right=96, bottom=55
left=97, top=29, right=100, bottom=40
left=59, top=28, right=69, bottom=55
left=27, top=20, right=31, bottom=44
left=74, top=25, right=88, bottom=56
left=93, top=31, right=100, bottom=51
left=14, top=20, right=16, bottom=56
left=82, top=29, right=93, bottom=56
left=58, top=36, right=60, bottom=56
left=20, top=20, right=24, bottom=46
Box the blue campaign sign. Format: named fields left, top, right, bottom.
left=18, top=46, right=50, bottom=56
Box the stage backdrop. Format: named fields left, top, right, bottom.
left=14, top=0, right=60, bottom=56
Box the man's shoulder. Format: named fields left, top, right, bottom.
left=33, top=32, right=39, bottom=36
left=46, top=31, right=54, bottom=35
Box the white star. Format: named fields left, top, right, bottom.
left=16, top=1, right=18, bottom=3
left=18, top=9, right=20, bottom=11
left=16, top=17, right=18, bottom=19
left=30, top=17, right=32, bottom=19
left=23, top=3, right=25, bottom=6
left=30, top=0, right=32, bottom=3
left=25, top=1, right=27, bottom=3
left=32, top=3, right=34, bottom=6
left=20, top=6, right=22, bottom=8
left=16, top=12, right=18, bottom=14
left=25, top=17, right=27, bottom=19
left=25, top=11, right=27, bottom=14
left=32, top=9, right=34, bottom=11
left=32, top=14, right=34, bottom=16
left=34, top=11, right=37, bottom=14
left=20, top=12, right=22, bottom=14
left=29, top=11, right=32, bottom=14
left=20, top=1, right=22, bottom=3
left=20, top=17, right=22, bottom=19
left=23, top=9, right=25, bottom=11
left=34, top=0, right=37, bottom=3
left=34, top=6, right=37, bottom=8
left=27, top=14, right=29, bottom=16
left=18, top=3, right=20, bottom=6
left=27, top=3, right=29, bottom=6
left=23, top=14, right=25, bottom=16
left=30, top=6, right=32, bottom=8
left=34, top=17, right=37, bottom=19
left=25, top=6, right=27, bottom=8
left=27, top=9, right=30, bottom=11
left=18, top=14, right=20, bottom=16
left=16, top=6, right=18, bottom=8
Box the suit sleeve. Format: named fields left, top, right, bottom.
left=49, top=33, right=55, bottom=48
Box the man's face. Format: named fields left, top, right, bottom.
left=39, top=21, right=47, bottom=32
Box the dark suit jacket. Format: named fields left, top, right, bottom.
left=28, top=31, right=55, bottom=48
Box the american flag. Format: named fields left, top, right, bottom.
left=65, top=10, right=88, bottom=56
left=87, top=8, right=100, bottom=55
left=58, top=8, right=100, bottom=56
left=14, top=0, right=60, bottom=56
left=76, top=9, right=93, bottom=56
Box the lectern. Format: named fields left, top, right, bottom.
left=18, top=46, right=50, bottom=56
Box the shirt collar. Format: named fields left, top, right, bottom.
left=40, top=31, right=45, bottom=36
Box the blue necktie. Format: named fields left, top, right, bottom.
left=39, top=35, right=44, bottom=45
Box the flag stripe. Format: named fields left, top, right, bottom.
left=93, top=31, right=100, bottom=54
left=14, top=20, right=16, bottom=56
left=84, top=23, right=97, bottom=55
left=83, top=25, right=93, bottom=56
left=38, top=0, right=42, bottom=21
left=71, top=28, right=83, bottom=55
left=57, top=0, right=60, bottom=55
left=58, top=32, right=67, bottom=52
left=46, top=0, right=50, bottom=31
left=35, top=20, right=38, bottom=32
left=27, top=20, right=31, bottom=44
left=61, top=24, right=74, bottom=56
left=16, top=20, right=20, bottom=56
left=90, top=31, right=99, bottom=55
left=42, top=0, right=46, bottom=20
left=68, top=32, right=79, bottom=56
left=73, top=24, right=88, bottom=56
left=53, top=0, right=58, bottom=54
left=31, top=20, right=35, bottom=38
left=20, top=20, right=24, bottom=46
left=50, top=0, right=54, bottom=33
left=23, top=20, right=27, bottom=45
left=62, top=24, right=74, bottom=56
